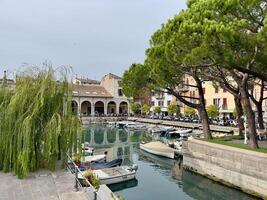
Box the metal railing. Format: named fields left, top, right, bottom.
left=65, top=153, right=103, bottom=200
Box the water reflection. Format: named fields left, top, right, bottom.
left=84, top=124, right=257, bottom=200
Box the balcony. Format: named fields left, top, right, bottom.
left=221, top=104, right=228, bottom=110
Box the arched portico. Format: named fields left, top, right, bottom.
left=119, top=101, right=128, bottom=114
left=107, top=101, right=116, bottom=114
left=81, top=101, right=91, bottom=117
left=95, top=101, right=105, bottom=115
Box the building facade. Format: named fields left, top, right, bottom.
left=150, top=90, right=175, bottom=115
left=72, top=73, right=130, bottom=116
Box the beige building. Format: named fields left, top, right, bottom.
left=203, top=81, right=235, bottom=118
left=72, top=73, right=130, bottom=116
left=171, top=76, right=235, bottom=118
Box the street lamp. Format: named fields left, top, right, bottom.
left=241, top=115, right=248, bottom=144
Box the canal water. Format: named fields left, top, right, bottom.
left=85, top=124, right=258, bottom=200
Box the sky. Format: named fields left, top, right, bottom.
left=0, top=0, right=187, bottom=79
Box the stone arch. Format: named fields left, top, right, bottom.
left=107, top=101, right=116, bottom=114
left=95, top=101, right=104, bottom=115
left=71, top=100, right=78, bottom=115
left=81, top=101, right=91, bottom=117
left=119, top=101, right=128, bottom=114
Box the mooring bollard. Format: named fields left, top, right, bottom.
left=94, top=191, right=97, bottom=200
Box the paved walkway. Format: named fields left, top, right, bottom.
left=0, top=170, right=89, bottom=200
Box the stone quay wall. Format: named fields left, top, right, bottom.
left=183, top=139, right=267, bottom=199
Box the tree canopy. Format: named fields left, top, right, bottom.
left=206, top=105, right=220, bottom=119
left=0, top=66, right=82, bottom=178
left=130, top=102, right=141, bottom=114
left=153, top=106, right=161, bottom=114
left=141, top=104, right=149, bottom=115
left=167, top=104, right=178, bottom=116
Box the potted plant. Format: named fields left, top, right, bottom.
left=73, top=154, right=81, bottom=167
left=83, top=169, right=100, bottom=190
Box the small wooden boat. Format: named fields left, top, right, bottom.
left=78, top=165, right=138, bottom=185
left=140, top=141, right=175, bottom=159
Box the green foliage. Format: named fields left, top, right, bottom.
left=130, top=102, right=141, bottom=114
left=167, top=104, right=178, bottom=116
left=184, top=107, right=196, bottom=116
left=0, top=66, right=82, bottom=178
left=153, top=106, right=161, bottom=114
left=206, top=105, right=219, bottom=118
left=83, top=169, right=100, bottom=190
left=122, top=64, right=150, bottom=97
left=141, top=104, right=149, bottom=114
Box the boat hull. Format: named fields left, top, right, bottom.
left=100, top=173, right=136, bottom=185
left=140, top=144, right=174, bottom=159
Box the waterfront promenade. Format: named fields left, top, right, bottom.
left=0, top=170, right=88, bottom=200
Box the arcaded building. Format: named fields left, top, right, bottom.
left=72, top=73, right=130, bottom=116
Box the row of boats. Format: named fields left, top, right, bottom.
left=72, top=142, right=138, bottom=186
left=141, top=126, right=197, bottom=159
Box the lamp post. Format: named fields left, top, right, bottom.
left=242, top=115, right=248, bottom=144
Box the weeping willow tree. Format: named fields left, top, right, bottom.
left=0, top=66, right=82, bottom=178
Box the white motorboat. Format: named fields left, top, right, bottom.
left=140, top=141, right=175, bottom=159
left=170, top=129, right=192, bottom=135
left=126, top=123, right=147, bottom=130
left=116, top=121, right=135, bottom=128
left=78, top=165, right=138, bottom=185
left=107, top=122, right=117, bottom=128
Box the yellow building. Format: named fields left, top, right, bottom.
left=203, top=81, right=235, bottom=118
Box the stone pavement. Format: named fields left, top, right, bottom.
left=0, top=169, right=89, bottom=200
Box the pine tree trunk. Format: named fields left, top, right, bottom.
left=234, top=97, right=244, bottom=136
left=194, top=76, right=212, bottom=139
left=198, top=106, right=212, bottom=139
left=240, top=86, right=259, bottom=148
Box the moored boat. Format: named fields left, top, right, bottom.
left=80, top=158, right=123, bottom=170
left=78, top=165, right=138, bottom=185
left=140, top=141, right=175, bottom=159
left=84, top=154, right=107, bottom=163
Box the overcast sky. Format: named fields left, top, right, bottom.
left=0, top=0, right=187, bottom=79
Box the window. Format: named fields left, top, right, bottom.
left=167, top=100, right=171, bottom=106
left=118, top=81, right=122, bottom=87
left=215, top=88, right=219, bottom=93
left=158, top=101, right=164, bottom=106
left=213, top=98, right=220, bottom=107
left=118, top=89, right=123, bottom=96
left=151, top=101, right=155, bottom=106
left=222, top=98, right=228, bottom=110
left=193, top=91, right=195, bottom=97
left=223, top=88, right=227, bottom=93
